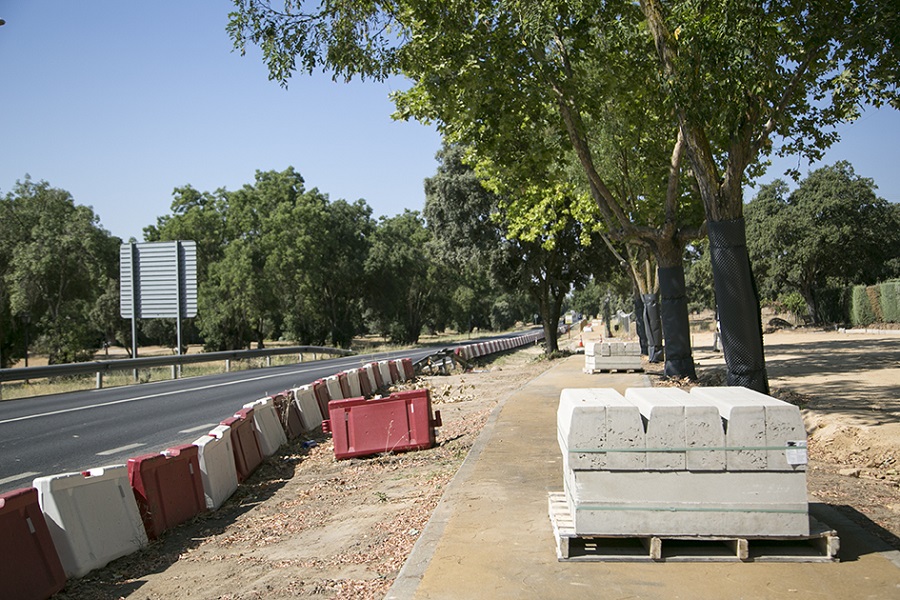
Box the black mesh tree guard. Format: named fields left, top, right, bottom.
left=642, top=293, right=664, bottom=363
left=707, top=218, right=769, bottom=393
left=658, top=265, right=697, bottom=379
left=634, top=294, right=649, bottom=355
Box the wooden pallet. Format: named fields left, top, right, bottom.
left=548, top=492, right=839, bottom=562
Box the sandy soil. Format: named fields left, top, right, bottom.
left=52, top=328, right=899, bottom=599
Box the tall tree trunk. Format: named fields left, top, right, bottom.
left=633, top=292, right=649, bottom=355
left=655, top=240, right=697, bottom=380
left=642, top=293, right=663, bottom=363
left=658, top=264, right=696, bottom=379
left=708, top=219, right=769, bottom=393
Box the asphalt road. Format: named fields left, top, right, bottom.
left=0, top=345, right=454, bottom=495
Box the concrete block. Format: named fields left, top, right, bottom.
left=557, top=389, right=645, bottom=471
left=193, top=425, right=239, bottom=510
left=292, top=385, right=322, bottom=431
left=34, top=466, right=148, bottom=578
left=677, top=393, right=727, bottom=471
left=710, top=386, right=807, bottom=471
left=690, top=387, right=767, bottom=470
left=241, top=397, right=287, bottom=457
left=564, top=470, right=809, bottom=537
left=625, top=388, right=687, bottom=470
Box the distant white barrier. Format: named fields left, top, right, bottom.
left=292, top=385, right=322, bottom=431
left=194, top=425, right=239, bottom=510
left=241, top=397, right=287, bottom=457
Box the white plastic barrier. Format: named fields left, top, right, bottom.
left=34, top=465, right=148, bottom=578
left=324, top=375, right=345, bottom=401
left=558, top=387, right=809, bottom=537
left=241, top=397, right=287, bottom=457
left=392, top=359, right=407, bottom=383
left=292, top=385, right=323, bottom=431
left=345, top=368, right=363, bottom=397
left=377, top=361, right=394, bottom=385
left=193, top=424, right=239, bottom=510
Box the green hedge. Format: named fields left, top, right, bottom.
left=848, top=282, right=900, bottom=326
left=879, top=280, right=900, bottom=323
left=850, top=285, right=876, bottom=326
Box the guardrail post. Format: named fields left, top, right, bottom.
left=171, top=365, right=177, bottom=380
left=96, top=371, right=103, bottom=389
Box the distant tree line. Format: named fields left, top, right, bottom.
left=1, top=155, right=625, bottom=367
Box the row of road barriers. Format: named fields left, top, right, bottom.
left=0, top=356, right=416, bottom=599
left=453, top=330, right=546, bottom=363
left=1, top=333, right=536, bottom=599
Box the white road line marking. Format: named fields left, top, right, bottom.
left=96, top=443, right=145, bottom=456
left=0, top=471, right=40, bottom=486
left=0, top=367, right=319, bottom=426
left=179, top=423, right=217, bottom=434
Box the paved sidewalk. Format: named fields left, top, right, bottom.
left=386, top=354, right=900, bottom=600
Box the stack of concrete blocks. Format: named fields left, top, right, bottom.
left=583, top=341, right=642, bottom=373
left=557, top=386, right=809, bottom=537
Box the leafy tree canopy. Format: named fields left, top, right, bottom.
left=745, top=161, right=900, bottom=323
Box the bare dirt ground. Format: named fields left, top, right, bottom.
left=53, top=328, right=899, bottom=599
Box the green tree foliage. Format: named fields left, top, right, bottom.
left=745, top=162, right=900, bottom=324
left=683, top=240, right=715, bottom=312
left=424, top=144, right=612, bottom=353
left=149, top=168, right=373, bottom=350
left=365, top=210, right=438, bottom=344
left=229, top=0, right=899, bottom=387
left=0, top=177, right=120, bottom=365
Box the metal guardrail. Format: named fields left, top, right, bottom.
left=0, top=345, right=353, bottom=386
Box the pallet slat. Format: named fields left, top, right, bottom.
left=548, top=492, right=839, bottom=562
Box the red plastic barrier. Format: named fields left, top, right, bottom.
left=388, top=360, right=401, bottom=384
left=327, top=389, right=442, bottom=460
left=0, top=487, right=67, bottom=600
left=271, top=391, right=304, bottom=439
left=357, top=370, right=373, bottom=398
left=221, top=411, right=263, bottom=483
left=128, top=444, right=206, bottom=539
left=312, top=379, right=331, bottom=419
left=368, top=362, right=384, bottom=390
left=337, top=372, right=351, bottom=397
left=401, top=357, right=415, bottom=380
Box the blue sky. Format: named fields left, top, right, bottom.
left=1, top=2, right=897, bottom=242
